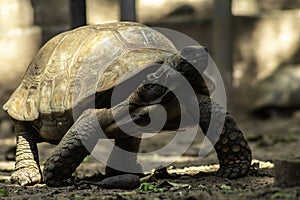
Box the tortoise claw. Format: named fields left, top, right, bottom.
left=217, top=162, right=251, bottom=179
left=11, top=168, right=41, bottom=186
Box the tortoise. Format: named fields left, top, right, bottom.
left=3, top=22, right=252, bottom=186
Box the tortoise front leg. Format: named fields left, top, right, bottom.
left=195, top=94, right=252, bottom=179
left=11, top=122, right=41, bottom=186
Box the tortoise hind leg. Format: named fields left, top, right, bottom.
left=11, top=122, right=41, bottom=186
left=196, top=94, right=252, bottom=179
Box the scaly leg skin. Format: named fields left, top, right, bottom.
left=196, top=94, right=252, bottom=179
left=11, top=122, right=41, bottom=186
left=105, top=136, right=142, bottom=177
left=43, top=108, right=114, bottom=186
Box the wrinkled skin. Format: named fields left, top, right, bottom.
left=10, top=46, right=252, bottom=186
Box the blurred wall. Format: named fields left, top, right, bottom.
left=0, top=0, right=41, bottom=129
left=0, top=0, right=41, bottom=91
left=31, top=0, right=70, bottom=44
left=87, top=0, right=300, bottom=112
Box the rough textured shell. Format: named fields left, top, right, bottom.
left=3, top=22, right=177, bottom=121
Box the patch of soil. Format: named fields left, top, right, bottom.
left=1, top=116, right=300, bottom=200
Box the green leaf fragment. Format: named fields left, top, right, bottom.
left=139, top=183, right=163, bottom=192
left=271, top=192, right=295, bottom=199
left=219, top=184, right=231, bottom=190
left=82, top=156, right=89, bottom=163
left=0, top=189, right=9, bottom=196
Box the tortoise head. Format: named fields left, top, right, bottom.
left=161, top=45, right=209, bottom=85
left=178, top=45, right=208, bottom=74
left=145, top=45, right=210, bottom=93
left=146, top=45, right=209, bottom=83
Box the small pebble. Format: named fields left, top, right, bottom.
left=100, top=174, right=140, bottom=190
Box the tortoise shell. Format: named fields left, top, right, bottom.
left=3, top=22, right=179, bottom=121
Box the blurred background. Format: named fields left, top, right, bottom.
left=0, top=0, right=299, bottom=163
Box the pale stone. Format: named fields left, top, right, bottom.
left=0, top=0, right=34, bottom=29
left=0, top=26, right=41, bottom=89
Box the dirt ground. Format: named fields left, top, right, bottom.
left=0, top=114, right=300, bottom=200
